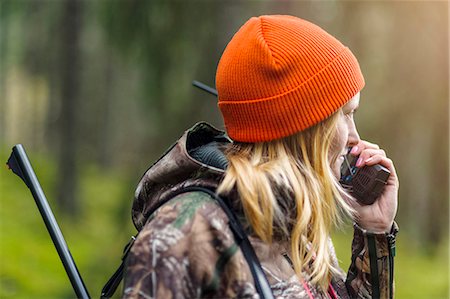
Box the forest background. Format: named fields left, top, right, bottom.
left=0, top=1, right=448, bottom=298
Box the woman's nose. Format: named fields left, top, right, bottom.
left=347, top=122, right=360, bottom=147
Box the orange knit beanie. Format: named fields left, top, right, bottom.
left=216, top=15, right=365, bottom=142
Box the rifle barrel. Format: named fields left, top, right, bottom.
left=8, top=144, right=90, bottom=299
left=192, top=80, right=218, bottom=96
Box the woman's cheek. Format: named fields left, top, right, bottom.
left=330, top=117, right=348, bottom=178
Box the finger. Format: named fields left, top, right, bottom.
left=361, top=155, right=398, bottom=184
left=364, top=155, right=391, bottom=167
left=356, top=149, right=387, bottom=167
left=360, top=157, right=400, bottom=192
left=350, top=140, right=380, bottom=156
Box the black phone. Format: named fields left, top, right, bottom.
left=339, top=151, right=390, bottom=205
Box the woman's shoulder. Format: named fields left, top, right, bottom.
left=125, top=190, right=256, bottom=298
left=135, top=190, right=236, bottom=256
left=144, top=190, right=228, bottom=229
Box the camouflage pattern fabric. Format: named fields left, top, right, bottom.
left=124, top=192, right=257, bottom=299
left=123, top=122, right=398, bottom=299
left=345, top=223, right=399, bottom=299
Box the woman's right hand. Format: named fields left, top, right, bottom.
left=347, top=140, right=399, bottom=233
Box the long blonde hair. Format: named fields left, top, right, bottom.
left=217, top=110, right=353, bottom=290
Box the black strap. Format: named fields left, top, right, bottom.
left=100, top=262, right=124, bottom=299
left=182, top=186, right=274, bottom=299
left=387, top=229, right=397, bottom=299
left=367, top=234, right=380, bottom=299
left=100, top=236, right=135, bottom=299
left=101, top=187, right=274, bottom=299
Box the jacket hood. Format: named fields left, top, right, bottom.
left=132, top=122, right=231, bottom=230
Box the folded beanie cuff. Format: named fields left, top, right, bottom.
left=218, top=47, right=365, bottom=143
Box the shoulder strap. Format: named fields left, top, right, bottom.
left=101, top=186, right=274, bottom=299
left=100, top=236, right=136, bottom=298
left=182, top=186, right=274, bottom=299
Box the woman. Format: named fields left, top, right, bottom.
left=123, top=15, right=399, bottom=299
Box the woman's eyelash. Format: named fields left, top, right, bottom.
left=347, top=109, right=358, bottom=115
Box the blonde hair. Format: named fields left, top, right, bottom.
left=217, top=110, right=353, bottom=290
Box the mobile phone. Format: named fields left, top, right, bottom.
left=339, top=151, right=390, bottom=205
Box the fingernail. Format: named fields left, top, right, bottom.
left=351, top=146, right=358, bottom=154
left=356, top=157, right=363, bottom=167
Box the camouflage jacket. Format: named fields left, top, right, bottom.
left=123, top=122, right=398, bottom=299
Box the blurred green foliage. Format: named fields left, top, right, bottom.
left=332, top=229, right=449, bottom=299
left=0, top=147, right=136, bottom=298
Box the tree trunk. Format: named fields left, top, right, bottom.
left=56, top=0, right=83, bottom=215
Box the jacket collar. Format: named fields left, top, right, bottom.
left=131, top=122, right=231, bottom=230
